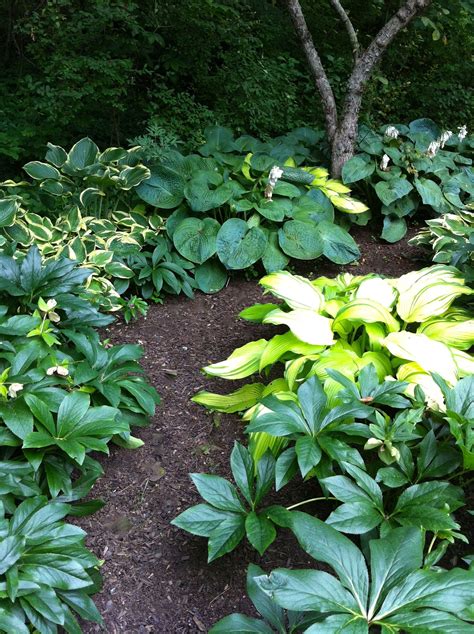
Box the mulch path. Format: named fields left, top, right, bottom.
left=77, top=226, right=469, bottom=633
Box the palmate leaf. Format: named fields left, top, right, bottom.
left=230, top=519, right=474, bottom=632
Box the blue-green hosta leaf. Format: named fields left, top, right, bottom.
left=342, top=155, right=375, bottom=184
left=318, top=221, right=360, bottom=264
left=194, top=259, right=228, bottom=294
left=381, top=216, right=407, bottom=243
left=23, top=161, right=61, bottom=181
left=278, top=220, right=323, bottom=259
left=173, top=217, right=220, bottom=264
left=414, top=178, right=443, bottom=208
left=261, top=231, right=290, bottom=273
left=135, top=164, right=185, bottom=209
left=216, top=219, right=267, bottom=270
left=375, top=179, right=414, bottom=206
left=65, top=137, right=99, bottom=172
left=0, top=198, right=19, bottom=227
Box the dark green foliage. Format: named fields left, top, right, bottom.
left=0, top=1, right=472, bottom=173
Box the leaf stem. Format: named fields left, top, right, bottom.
left=286, top=496, right=337, bottom=510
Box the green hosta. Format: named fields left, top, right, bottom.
left=212, top=518, right=474, bottom=633
left=136, top=126, right=367, bottom=277
left=0, top=496, right=102, bottom=633
left=194, top=266, right=473, bottom=416
left=410, top=208, right=474, bottom=283
left=342, top=119, right=473, bottom=242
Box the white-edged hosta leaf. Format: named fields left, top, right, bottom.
left=259, top=271, right=324, bottom=311
left=203, top=339, right=267, bottom=379
left=333, top=299, right=400, bottom=334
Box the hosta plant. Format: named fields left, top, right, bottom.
left=342, top=119, right=473, bottom=242
left=194, top=267, right=473, bottom=416
left=0, top=496, right=102, bottom=633
left=410, top=207, right=474, bottom=283
left=211, top=517, right=474, bottom=633
left=136, top=125, right=368, bottom=279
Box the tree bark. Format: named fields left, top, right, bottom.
left=285, top=0, right=433, bottom=177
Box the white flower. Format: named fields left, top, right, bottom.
left=265, top=165, right=284, bottom=200
left=427, top=140, right=440, bottom=158
left=458, top=125, right=468, bottom=142
left=380, top=154, right=390, bottom=171
left=439, top=130, right=453, bottom=148
left=8, top=383, right=24, bottom=398
left=385, top=126, right=399, bottom=139
left=46, top=365, right=69, bottom=377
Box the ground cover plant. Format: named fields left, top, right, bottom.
left=173, top=266, right=474, bottom=631
left=0, top=247, right=159, bottom=631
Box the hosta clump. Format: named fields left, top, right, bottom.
left=211, top=517, right=474, bottom=633
left=410, top=208, right=474, bottom=283
left=194, top=266, right=473, bottom=415
left=342, top=118, right=473, bottom=242
left=0, top=496, right=102, bottom=633
left=136, top=125, right=368, bottom=283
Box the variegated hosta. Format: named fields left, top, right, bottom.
left=194, top=267, right=473, bottom=418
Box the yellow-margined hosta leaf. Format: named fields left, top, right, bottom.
left=333, top=299, right=400, bottom=335
left=203, top=339, right=267, bottom=380
left=284, top=355, right=320, bottom=391
left=355, top=277, right=397, bottom=309
left=191, top=383, right=266, bottom=413
left=324, top=299, right=345, bottom=318
left=396, top=362, right=445, bottom=412
left=239, top=303, right=280, bottom=322
left=260, top=271, right=325, bottom=311
left=395, top=265, right=472, bottom=323
left=383, top=332, right=458, bottom=384
left=309, top=348, right=359, bottom=381
left=322, top=180, right=352, bottom=194
left=259, top=332, right=324, bottom=372
left=365, top=323, right=387, bottom=351
left=327, top=193, right=369, bottom=214
left=358, top=351, right=393, bottom=380
left=263, top=309, right=335, bottom=346
left=451, top=349, right=474, bottom=377
left=242, top=379, right=292, bottom=421
left=249, top=432, right=288, bottom=464
left=418, top=317, right=474, bottom=351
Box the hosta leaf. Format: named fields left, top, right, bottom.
left=318, top=221, right=360, bottom=264
left=381, top=216, right=407, bottom=243
left=136, top=165, right=185, bottom=208
left=375, top=179, right=413, bottom=206
left=383, top=332, right=458, bottom=384
left=24, top=161, right=62, bottom=180
left=216, top=219, right=267, bottom=270
left=0, top=198, right=20, bottom=227
left=66, top=137, right=99, bottom=171
left=203, top=339, right=267, bottom=379
left=192, top=384, right=265, bottom=414
left=260, top=270, right=324, bottom=311
left=194, top=260, right=228, bottom=294
left=414, top=178, right=443, bottom=208
left=342, top=155, right=375, bottom=184
left=263, top=308, right=334, bottom=346
left=173, top=217, right=220, bottom=264
left=333, top=299, right=400, bottom=334
left=278, top=220, right=323, bottom=259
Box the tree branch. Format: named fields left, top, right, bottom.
left=355, top=0, right=433, bottom=88
left=285, top=0, right=338, bottom=142
left=328, top=0, right=359, bottom=58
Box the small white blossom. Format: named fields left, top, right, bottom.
left=265, top=166, right=284, bottom=199
left=427, top=140, right=440, bottom=158
left=380, top=154, right=390, bottom=171
left=458, top=125, right=468, bottom=142
left=385, top=126, right=399, bottom=139
left=439, top=130, right=453, bottom=148
left=46, top=366, right=69, bottom=377
left=8, top=383, right=24, bottom=398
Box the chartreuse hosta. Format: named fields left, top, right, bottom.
left=210, top=517, right=474, bottom=633
left=194, top=266, right=473, bottom=417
